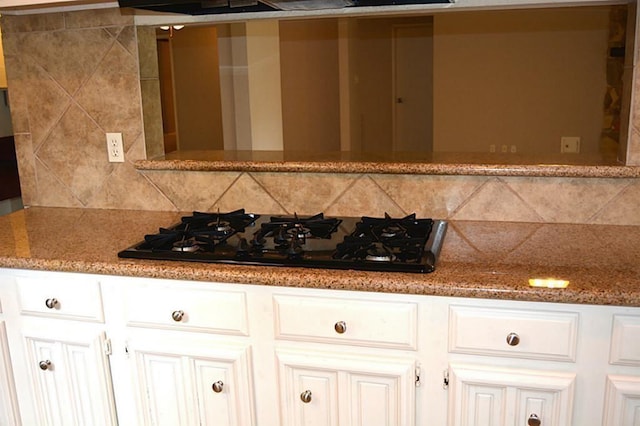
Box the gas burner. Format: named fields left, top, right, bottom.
left=365, top=244, right=396, bottom=262
left=172, top=238, right=200, bottom=252
left=380, top=224, right=406, bottom=239
left=251, top=213, right=342, bottom=254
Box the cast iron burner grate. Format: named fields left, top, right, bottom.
left=118, top=210, right=447, bottom=273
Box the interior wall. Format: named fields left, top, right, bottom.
left=433, top=7, right=610, bottom=154
left=280, top=19, right=341, bottom=152
left=171, top=25, right=224, bottom=151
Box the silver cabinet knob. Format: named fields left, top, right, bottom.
left=39, top=360, right=51, bottom=370
left=45, top=298, right=58, bottom=309
left=506, top=332, right=520, bottom=346
left=300, top=390, right=312, bottom=403
left=334, top=321, right=347, bottom=334
left=171, top=310, right=184, bottom=322
left=212, top=381, right=224, bottom=393
left=528, top=414, right=541, bottom=426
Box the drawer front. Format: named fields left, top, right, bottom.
left=124, top=284, right=248, bottom=335
left=274, top=295, right=418, bottom=350
left=449, top=305, right=579, bottom=362
left=610, top=315, right=640, bottom=366
left=16, top=275, right=104, bottom=322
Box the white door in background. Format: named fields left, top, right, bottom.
left=392, top=24, right=433, bottom=153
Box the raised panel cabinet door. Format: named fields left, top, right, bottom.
left=129, top=331, right=255, bottom=426
left=603, top=375, right=640, bottom=425
left=0, top=322, right=21, bottom=425
left=448, top=364, right=575, bottom=426
left=277, top=348, right=416, bottom=426
left=21, top=327, right=116, bottom=426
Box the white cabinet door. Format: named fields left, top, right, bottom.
left=0, top=321, right=20, bottom=426
left=20, top=323, right=116, bottom=426
left=277, top=348, right=416, bottom=426
left=128, top=330, right=255, bottom=426
left=603, top=375, right=640, bottom=426
left=448, top=363, right=575, bottom=426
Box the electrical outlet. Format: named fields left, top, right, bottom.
left=510, top=145, right=517, bottom=153
left=501, top=145, right=508, bottom=153
left=106, top=133, right=125, bottom=163
left=489, top=144, right=496, bottom=153
left=561, top=136, right=580, bottom=153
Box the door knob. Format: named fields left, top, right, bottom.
left=506, top=332, right=520, bottom=346
left=212, top=381, right=224, bottom=393
left=39, top=360, right=52, bottom=370
left=528, top=413, right=541, bottom=426
left=300, top=390, right=312, bottom=403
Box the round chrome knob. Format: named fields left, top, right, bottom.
left=506, top=332, right=520, bottom=346
left=171, top=310, right=184, bottom=322
left=45, top=298, right=58, bottom=309
left=528, top=413, right=541, bottom=426
left=39, top=360, right=51, bottom=371
left=300, top=390, right=312, bottom=403
left=212, top=381, right=224, bottom=393
left=334, top=321, right=347, bottom=334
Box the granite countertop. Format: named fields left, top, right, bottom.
left=134, top=150, right=640, bottom=178
left=1, top=207, right=639, bottom=307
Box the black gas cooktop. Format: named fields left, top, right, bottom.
left=118, top=210, right=447, bottom=273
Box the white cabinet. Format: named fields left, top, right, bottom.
left=3, top=268, right=640, bottom=425
left=273, top=292, right=419, bottom=425
left=127, top=330, right=255, bottom=426
left=0, top=319, right=21, bottom=426
left=277, top=348, right=416, bottom=426
left=3, top=272, right=117, bottom=426
left=19, top=323, right=116, bottom=426
left=448, top=363, right=575, bottom=426
left=111, top=279, right=257, bottom=426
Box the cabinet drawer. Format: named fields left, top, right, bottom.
left=610, top=315, right=640, bottom=366
left=449, top=305, right=579, bottom=362
left=16, top=275, right=104, bottom=322
left=124, top=284, right=248, bottom=335
left=273, top=295, right=417, bottom=350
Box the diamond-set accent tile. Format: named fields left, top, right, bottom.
left=211, top=173, right=287, bottom=214
left=252, top=172, right=356, bottom=215
left=504, top=176, right=629, bottom=223
left=451, top=178, right=543, bottom=222
left=142, top=170, right=241, bottom=212
left=325, top=175, right=405, bottom=217
left=33, top=158, right=83, bottom=208
left=20, top=55, right=72, bottom=150
left=20, top=28, right=114, bottom=96
left=86, top=163, right=177, bottom=211
left=590, top=180, right=640, bottom=225
left=35, top=103, right=114, bottom=205
left=75, top=41, right=142, bottom=148
left=372, top=174, right=486, bottom=219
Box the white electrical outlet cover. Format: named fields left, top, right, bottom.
left=106, top=133, right=125, bottom=163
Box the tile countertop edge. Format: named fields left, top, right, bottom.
left=1, top=256, right=638, bottom=308
left=133, top=160, right=640, bottom=178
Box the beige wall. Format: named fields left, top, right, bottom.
left=170, top=25, right=225, bottom=151
left=1, top=8, right=640, bottom=225
left=280, top=19, right=341, bottom=152
left=433, top=7, right=609, bottom=154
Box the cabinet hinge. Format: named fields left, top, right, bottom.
left=103, top=338, right=112, bottom=356
left=442, top=369, right=449, bottom=390
left=415, top=366, right=421, bottom=387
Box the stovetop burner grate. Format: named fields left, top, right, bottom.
left=119, top=211, right=447, bottom=273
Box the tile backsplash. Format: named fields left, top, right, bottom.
left=2, top=8, right=640, bottom=225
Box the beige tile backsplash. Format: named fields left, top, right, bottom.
left=2, top=8, right=640, bottom=225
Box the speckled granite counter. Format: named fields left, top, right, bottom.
left=135, top=150, right=640, bottom=178
left=1, top=207, right=639, bottom=306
